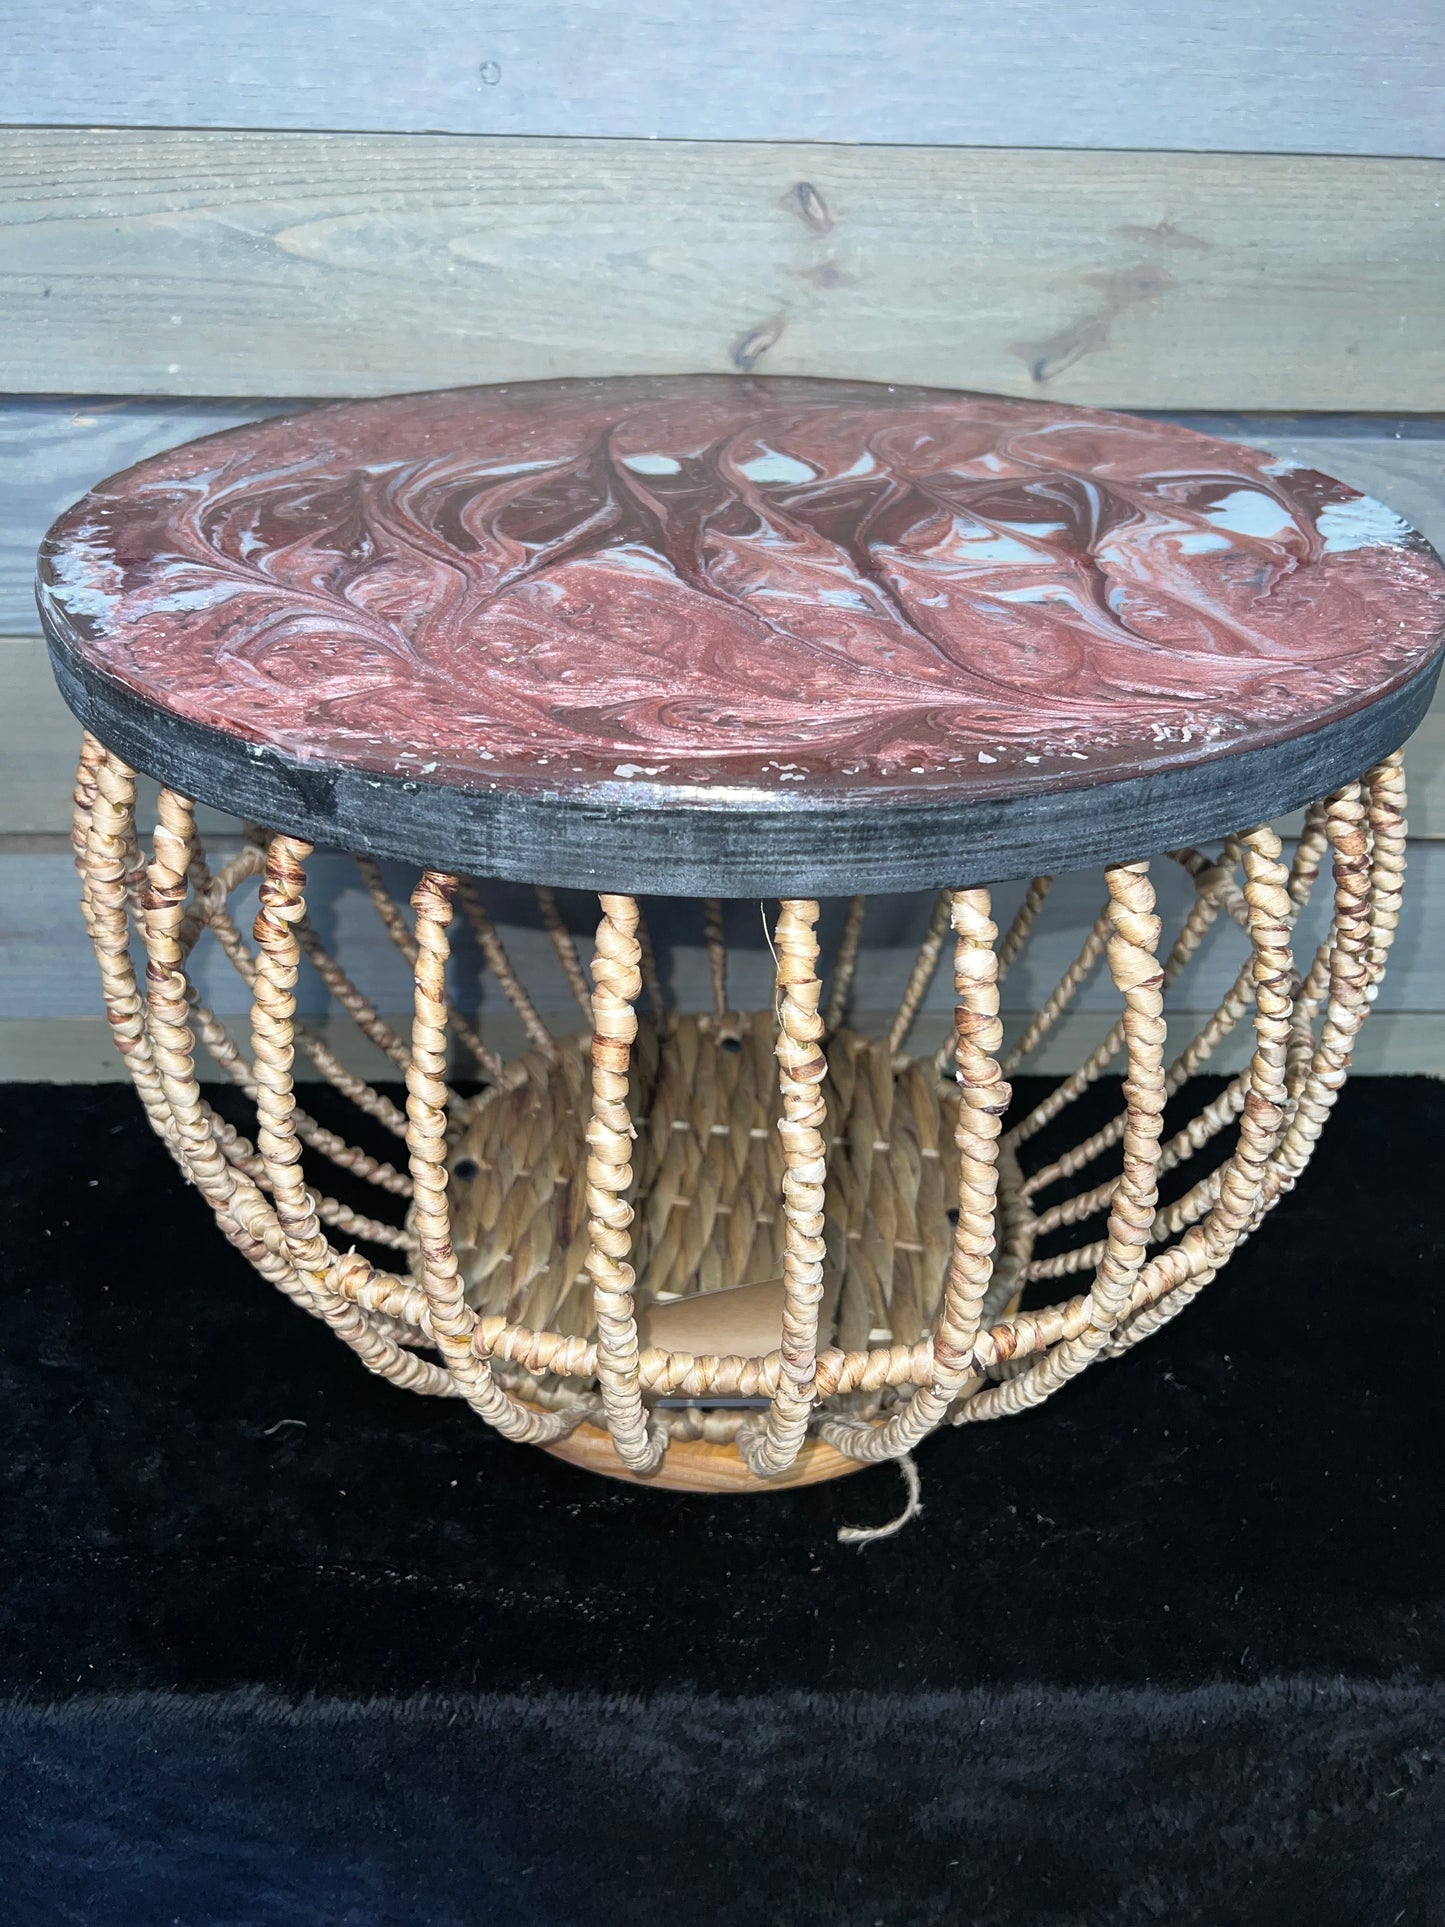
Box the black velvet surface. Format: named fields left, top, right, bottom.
left=9, top=1684, right=1445, bottom=1926
left=4, top=1078, right=1445, bottom=1921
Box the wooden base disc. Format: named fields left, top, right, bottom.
left=542, top=1421, right=867, bottom=1493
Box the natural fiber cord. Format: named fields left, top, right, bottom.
left=70, top=731, right=1408, bottom=1491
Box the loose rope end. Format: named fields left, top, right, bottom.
left=837, top=1453, right=922, bottom=1547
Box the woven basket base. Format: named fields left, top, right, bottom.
left=450, top=1013, right=982, bottom=1359
left=451, top=1014, right=1034, bottom=1489
left=540, top=1418, right=867, bottom=1493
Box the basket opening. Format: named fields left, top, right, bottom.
left=443, top=1012, right=1030, bottom=1380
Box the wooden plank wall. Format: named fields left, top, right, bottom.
left=4, top=133, right=1441, bottom=408
left=6, top=1, right=1440, bottom=155
left=3, top=4, right=1443, bottom=1077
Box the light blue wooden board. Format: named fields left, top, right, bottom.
left=6, top=134, right=1439, bottom=407
left=7, top=844, right=1442, bottom=1024
left=4, top=1, right=1440, bottom=156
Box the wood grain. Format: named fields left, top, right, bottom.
left=4, top=1, right=1440, bottom=158
left=541, top=1422, right=866, bottom=1493
left=2, top=132, right=1441, bottom=407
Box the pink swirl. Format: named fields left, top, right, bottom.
left=39, top=377, right=1445, bottom=797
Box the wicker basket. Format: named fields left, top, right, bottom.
left=71, top=733, right=1406, bottom=1493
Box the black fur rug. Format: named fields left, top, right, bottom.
left=3, top=1078, right=1444, bottom=1923
left=9, top=1683, right=1443, bottom=1926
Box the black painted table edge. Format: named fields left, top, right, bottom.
left=45, top=627, right=1442, bottom=897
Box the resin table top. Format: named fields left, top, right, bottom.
left=39, top=378, right=1445, bottom=894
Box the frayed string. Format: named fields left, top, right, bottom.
left=837, top=1453, right=922, bottom=1546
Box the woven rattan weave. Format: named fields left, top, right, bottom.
left=72, top=736, right=1404, bottom=1489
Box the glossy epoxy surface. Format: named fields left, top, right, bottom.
left=39, top=378, right=1445, bottom=804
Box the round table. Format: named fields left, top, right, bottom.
left=40, top=377, right=1445, bottom=1493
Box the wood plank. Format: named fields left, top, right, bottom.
left=9, top=1011, right=1445, bottom=1085
left=0, top=638, right=236, bottom=839
left=4, top=1, right=1440, bottom=158
left=6, top=401, right=1443, bottom=635
left=2, top=131, right=1441, bottom=407
left=6, top=842, right=1445, bottom=1032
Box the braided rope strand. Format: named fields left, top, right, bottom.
left=740, top=900, right=830, bottom=1476
left=587, top=894, right=666, bottom=1472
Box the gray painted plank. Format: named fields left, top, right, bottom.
left=3, top=1, right=1441, bottom=158
left=5, top=401, right=1443, bottom=636
left=0, top=639, right=235, bottom=838
left=6, top=841, right=1444, bottom=1027
left=3, top=132, right=1441, bottom=408
left=10, top=1010, right=1445, bottom=1083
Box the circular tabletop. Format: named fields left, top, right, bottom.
left=39, top=377, right=1445, bottom=896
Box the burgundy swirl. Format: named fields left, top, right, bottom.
left=38, top=377, right=1445, bottom=798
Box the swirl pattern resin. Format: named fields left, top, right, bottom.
left=38, top=377, right=1445, bottom=801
